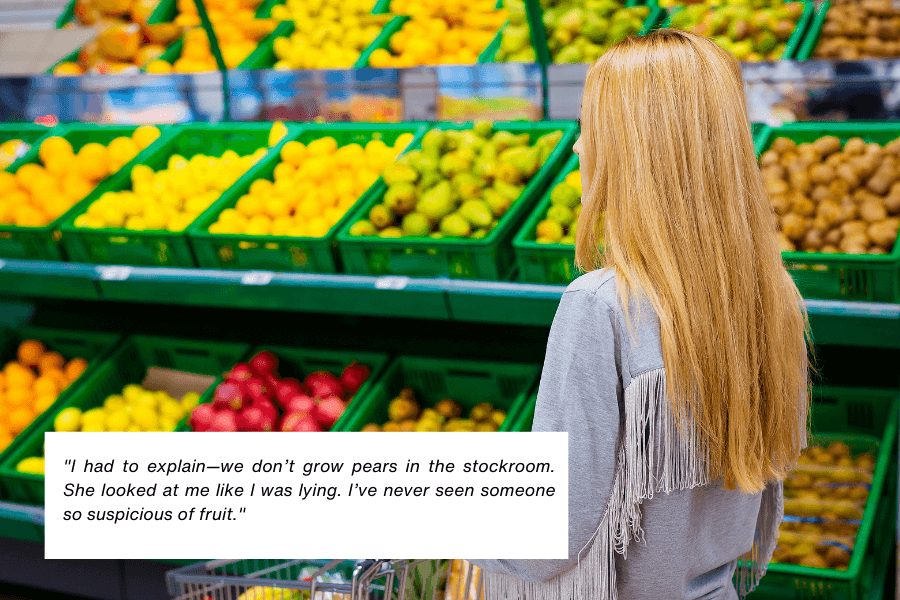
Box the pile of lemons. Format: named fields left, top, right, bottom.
left=73, top=147, right=267, bottom=232
left=207, top=133, right=414, bottom=237
left=52, top=384, right=202, bottom=433
left=0, top=126, right=161, bottom=228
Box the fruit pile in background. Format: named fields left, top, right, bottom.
left=50, top=386, right=200, bottom=433
left=810, top=0, right=900, bottom=60
left=53, top=0, right=185, bottom=75
left=187, top=351, right=371, bottom=432
left=271, top=0, right=392, bottom=70
left=771, top=441, right=876, bottom=570
left=499, top=0, right=650, bottom=64
left=362, top=388, right=506, bottom=431
left=761, top=135, right=900, bottom=255
left=368, top=0, right=507, bottom=67
left=0, top=139, right=31, bottom=169
left=658, top=0, right=788, bottom=8
left=348, top=122, right=562, bottom=239
left=535, top=169, right=582, bottom=243
left=0, top=127, right=160, bottom=228
left=207, top=133, right=414, bottom=237
left=0, top=339, right=89, bottom=450
left=73, top=147, right=266, bottom=231
left=668, top=2, right=804, bottom=62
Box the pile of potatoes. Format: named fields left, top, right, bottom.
left=761, top=135, right=900, bottom=255
left=813, top=0, right=900, bottom=59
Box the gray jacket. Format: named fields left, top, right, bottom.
left=470, top=268, right=784, bottom=600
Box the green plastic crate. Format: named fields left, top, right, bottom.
left=750, top=390, right=898, bottom=600
left=175, top=345, right=391, bottom=431
left=512, top=153, right=579, bottom=284
left=0, top=326, right=121, bottom=502
left=336, top=120, right=577, bottom=280
left=59, top=123, right=296, bottom=268
left=0, top=123, right=58, bottom=170
left=482, top=1, right=664, bottom=64
left=0, top=124, right=174, bottom=261
left=0, top=334, right=250, bottom=505
left=795, top=1, right=831, bottom=61
left=338, top=355, right=541, bottom=432
left=661, top=1, right=814, bottom=61
left=0, top=501, right=43, bottom=543
left=187, top=123, right=428, bottom=273
left=757, top=122, right=900, bottom=302
left=49, top=0, right=177, bottom=73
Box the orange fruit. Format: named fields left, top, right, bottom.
left=17, top=339, right=45, bottom=367
left=39, top=136, right=74, bottom=164
left=13, top=205, right=48, bottom=227
left=43, top=367, right=68, bottom=390
left=6, top=387, right=31, bottom=408
left=0, top=430, right=12, bottom=452
left=76, top=143, right=110, bottom=181
left=5, top=363, right=35, bottom=388
left=107, top=136, right=140, bottom=167
left=132, top=125, right=162, bottom=150
left=33, top=376, right=57, bottom=397
left=0, top=372, right=7, bottom=390
left=14, top=163, right=45, bottom=190
left=8, top=407, right=33, bottom=435
left=44, top=155, right=71, bottom=177
left=33, top=394, right=56, bottom=414
left=64, top=358, right=88, bottom=382
left=146, top=60, right=173, bottom=74
left=38, top=351, right=64, bottom=373
left=61, top=173, right=95, bottom=201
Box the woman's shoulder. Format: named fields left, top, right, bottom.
left=564, top=268, right=619, bottom=310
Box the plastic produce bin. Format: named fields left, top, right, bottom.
left=757, top=122, right=900, bottom=302
left=0, top=123, right=173, bottom=261
left=59, top=122, right=295, bottom=268
left=660, top=1, right=814, bottom=61
left=175, top=345, right=391, bottom=431
left=187, top=123, right=428, bottom=273
left=338, top=355, right=541, bottom=432
left=0, top=326, right=121, bottom=502
left=336, top=120, right=577, bottom=280
left=794, top=1, right=831, bottom=61
left=0, top=334, right=250, bottom=505
left=749, top=388, right=899, bottom=600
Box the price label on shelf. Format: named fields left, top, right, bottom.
left=98, top=266, right=132, bottom=281
left=374, top=276, right=410, bottom=290
left=240, top=271, right=274, bottom=286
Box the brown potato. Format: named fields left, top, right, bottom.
left=869, top=247, right=887, bottom=254
left=824, top=228, right=843, bottom=246
left=817, top=200, right=843, bottom=228
left=781, top=150, right=800, bottom=167
left=789, top=170, right=811, bottom=193
left=825, top=152, right=844, bottom=168
left=841, top=220, right=868, bottom=237
left=813, top=136, right=842, bottom=157
left=865, top=141, right=883, bottom=156
left=854, top=188, right=882, bottom=204
left=836, top=163, right=861, bottom=187
left=793, top=196, right=816, bottom=217
left=841, top=233, right=870, bottom=254
left=844, top=137, right=866, bottom=155
left=802, top=229, right=824, bottom=251
left=829, top=178, right=851, bottom=196
left=840, top=201, right=860, bottom=221
left=781, top=213, right=807, bottom=241
left=821, top=244, right=840, bottom=253
left=868, top=220, right=898, bottom=248
left=760, top=150, right=780, bottom=167
left=770, top=194, right=791, bottom=216
left=798, top=143, right=822, bottom=164
left=811, top=215, right=830, bottom=232
left=884, top=192, right=900, bottom=214
left=885, top=138, right=900, bottom=155
left=767, top=178, right=790, bottom=196
left=860, top=199, right=888, bottom=222
left=809, top=163, right=835, bottom=184
left=771, top=137, right=796, bottom=155
left=867, top=167, right=896, bottom=195
left=853, top=155, right=880, bottom=178
left=810, top=185, right=835, bottom=204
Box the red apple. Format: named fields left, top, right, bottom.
left=189, top=403, right=216, bottom=432
left=249, top=351, right=279, bottom=376
left=275, top=378, right=303, bottom=405
left=237, top=406, right=266, bottom=432
left=281, top=413, right=321, bottom=432
left=340, top=361, right=370, bottom=395
left=314, top=396, right=346, bottom=430
left=208, top=410, right=238, bottom=432
left=254, top=398, right=279, bottom=421
left=304, top=371, right=343, bottom=399
left=225, top=363, right=254, bottom=383
left=285, top=394, right=316, bottom=416
left=212, top=382, right=243, bottom=411
left=242, top=377, right=271, bottom=403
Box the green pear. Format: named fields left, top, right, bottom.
left=417, top=181, right=454, bottom=223
left=369, top=204, right=394, bottom=229
left=382, top=163, right=418, bottom=186
left=440, top=213, right=471, bottom=237
left=402, top=212, right=431, bottom=236
left=349, top=220, right=377, bottom=236
left=384, top=183, right=417, bottom=216
left=459, top=199, right=493, bottom=228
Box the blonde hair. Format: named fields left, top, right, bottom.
left=576, top=29, right=811, bottom=494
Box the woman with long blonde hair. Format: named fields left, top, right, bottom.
left=469, top=29, right=811, bottom=599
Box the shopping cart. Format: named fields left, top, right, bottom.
left=165, top=558, right=486, bottom=600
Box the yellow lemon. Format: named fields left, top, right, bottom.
left=39, top=136, right=74, bottom=164
left=131, top=406, right=159, bottom=431
left=269, top=121, right=289, bottom=147
left=160, top=417, right=178, bottom=432
left=108, top=136, right=140, bottom=167
left=307, top=136, right=338, bottom=156
left=279, top=141, right=306, bottom=166
left=249, top=178, right=274, bottom=197
left=53, top=407, right=82, bottom=432
left=160, top=398, right=184, bottom=421
left=132, top=125, right=162, bottom=150
left=81, top=421, right=105, bottom=432
left=105, top=410, right=131, bottom=432
left=181, top=392, right=201, bottom=412
left=264, top=197, right=290, bottom=219
left=271, top=215, right=294, bottom=236
left=0, top=171, right=16, bottom=194
left=104, top=394, right=126, bottom=412
left=126, top=424, right=142, bottom=432
left=16, top=457, right=44, bottom=475
left=235, top=194, right=264, bottom=217
left=76, top=143, right=110, bottom=181
left=122, top=384, right=144, bottom=403
left=245, top=214, right=272, bottom=235
left=565, top=170, right=582, bottom=194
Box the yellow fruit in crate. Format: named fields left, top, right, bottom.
left=160, top=398, right=185, bottom=421
left=77, top=143, right=111, bottom=181
left=39, top=137, right=74, bottom=164
left=108, top=136, right=140, bottom=167
left=122, top=383, right=144, bottom=403
left=126, top=424, right=142, bottom=432
left=131, top=406, right=159, bottom=431
left=15, top=163, right=44, bottom=190
left=146, top=60, right=174, bottom=73
left=104, top=394, right=126, bottom=412
left=16, top=457, right=44, bottom=475
left=54, top=407, right=82, bottom=432
left=0, top=171, right=16, bottom=195
left=132, top=126, right=162, bottom=150
left=105, top=410, right=132, bottom=432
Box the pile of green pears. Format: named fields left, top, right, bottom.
left=498, top=0, right=651, bottom=64
left=348, top=121, right=564, bottom=240
left=536, top=176, right=581, bottom=244
left=669, top=2, right=804, bottom=62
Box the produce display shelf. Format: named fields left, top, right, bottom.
left=0, top=259, right=897, bottom=345
left=794, top=0, right=831, bottom=62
